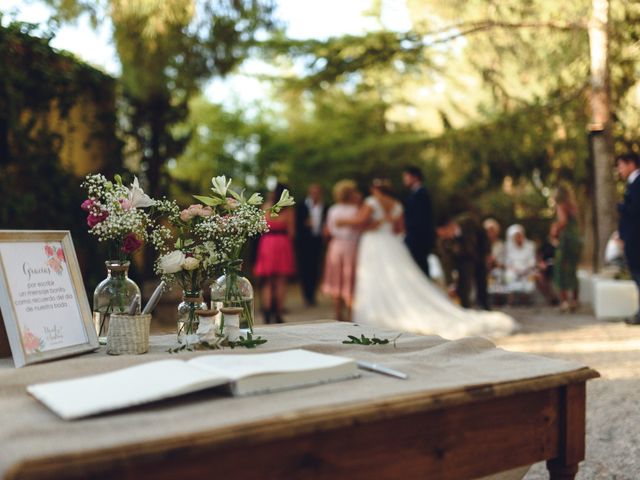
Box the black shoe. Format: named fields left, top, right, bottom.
left=624, top=315, right=640, bottom=325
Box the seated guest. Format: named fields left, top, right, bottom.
left=321, top=180, right=361, bottom=322
left=483, top=218, right=506, bottom=296
left=504, top=224, right=536, bottom=301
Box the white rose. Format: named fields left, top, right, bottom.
left=182, top=257, right=200, bottom=271
left=159, top=250, right=185, bottom=274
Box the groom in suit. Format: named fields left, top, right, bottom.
left=402, top=166, right=436, bottom=277
left=617, top=152, right=640, bottom=325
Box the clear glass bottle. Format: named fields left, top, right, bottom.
left=177, top=289, right=207, bottom=346
left=93, top=261, right=141, bottom=343
left=210, top=269, right=254, bottom=332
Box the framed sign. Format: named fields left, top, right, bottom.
left=0, top=231, right=98, bottom=367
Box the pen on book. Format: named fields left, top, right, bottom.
left=357, top=361, right=408, bottom=380
left=142, top=281, right=165, bottom=315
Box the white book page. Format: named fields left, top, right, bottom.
left=187, top=349, right=354, bottom=381
left=28, top=359, right=229, bottom=420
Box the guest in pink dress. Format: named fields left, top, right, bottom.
left=254, top=183, right=296, bottom=324
left=321, top=180, right=361, bottom=321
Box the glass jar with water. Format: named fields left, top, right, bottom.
left=210, top=268, right=254, bottom=333
left=93, top=260, right=141, bottom=343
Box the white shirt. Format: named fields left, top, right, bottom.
left=628, top=169, right=640, bottom=185
left=505, top=240, right=536, bottom=274
left=306, top=198, right=324, bottom=236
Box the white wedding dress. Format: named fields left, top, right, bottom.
left=352, top=197, right=517, bottom=339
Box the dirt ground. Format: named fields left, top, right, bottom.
left=153, top=285, right=640, bottom=479
left=496, top=306, right=640, bottom=479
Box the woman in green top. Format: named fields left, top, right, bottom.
left=553, top=184, right=582, bottom=312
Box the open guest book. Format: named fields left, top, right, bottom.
left=28, top=349, right=360, bottom=420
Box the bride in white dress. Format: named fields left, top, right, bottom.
left=350, top=180, right=516, bottom=339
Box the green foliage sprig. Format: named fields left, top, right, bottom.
left=227, top=332, right=268, bottom=349
left=168, top=332, right=267, bottom=353
left=342, top=334, right=401, bottom=346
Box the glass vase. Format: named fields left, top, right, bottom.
left=93, top=260, right=141, bottom=343
left=210, top=269, right=254, bottom=333
left=177, top=289, right=207, bottom=347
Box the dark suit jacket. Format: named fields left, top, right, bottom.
left=295, top=200, right=327, bottom=245
left=439, top=216, right=490, bottom=285
left=404, top=186, right=436, bottom=254
left=619, top=174, right=640, bottom=270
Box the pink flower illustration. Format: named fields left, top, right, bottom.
left=44, top=245, right=54, bottom=257
left=48, top=257, right=63, bottom=274
left=22, top=329, right=44, bottom=354
left=56, top=248, right=65, bottom=262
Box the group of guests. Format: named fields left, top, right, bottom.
left=252, top=181, right=346, bottom=323
left=252, top=150, right=640, bottom=326
left=483, top=184, right=582, bottom=312
left=252, top=166, right=436, bottom=323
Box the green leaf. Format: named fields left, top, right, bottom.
left=193, top=195, right=223, bottom=207
left=228, top=188, right=242, bottom=201
left=342, top=333, right=396, bottom=346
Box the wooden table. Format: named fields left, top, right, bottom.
left=1, top=324, right=599, bottom=480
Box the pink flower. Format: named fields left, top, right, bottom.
left=87, top=211, right=108, bottom=228
left=119, top=198, right=132, bottom=211
left=180, top=204, right=208, bottom=221
left=56, top=248, right=65, bottom=262
left=121, top=233, right=142, bottom=254
left=81, top=199, right=94, bottom=212
left=44, top=245, right=54, bottom=257
left=188, top=204, right=203, bottom=215
left=225, top=198, right=239, bottom=210
left=179, top=209, right=194, bottom=222
left=201, top=206, right=213, bottom=217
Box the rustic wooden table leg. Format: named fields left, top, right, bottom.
left=546, top=382, right=586, bottom=480
left=547, top=461, right=579, bottom=479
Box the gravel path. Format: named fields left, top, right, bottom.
left=495, top=306, right=640, bottom=480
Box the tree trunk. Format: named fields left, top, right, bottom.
left=144, top=98, right=165, bottom=278
left=588, top=0, right=616, bottom=272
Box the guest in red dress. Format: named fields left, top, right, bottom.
left=321, top=180, right=361, bottom=321
left=254, top=183, right=296, bottom=324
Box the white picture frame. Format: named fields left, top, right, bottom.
left=0, top=230, right=99, bottom=367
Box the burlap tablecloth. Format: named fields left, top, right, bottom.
left=0, top=322, right=588, bottom=478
